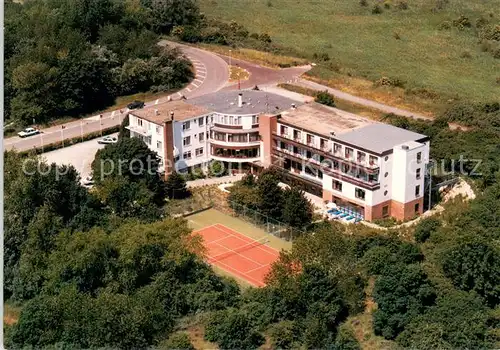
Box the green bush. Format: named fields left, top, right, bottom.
left=414, top=217, right=441, bottom=243
left=372, top=4, right=383, bottom=14
left=314, top=90, right=336, bottom=107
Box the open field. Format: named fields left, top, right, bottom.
left=200, top=0, right=500, bottom=113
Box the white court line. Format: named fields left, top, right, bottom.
left=211, top=259, right=262, bottom=287
left=210, top=240, right=265, bottom=268
left=245, top=263, right=271, bottom=275
left=214, top=224, right=280, bottom=257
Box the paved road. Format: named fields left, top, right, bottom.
left=5, top=42, right=229, bottom=153
left=295, top=79, right=431, bottom=120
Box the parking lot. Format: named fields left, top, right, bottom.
left=41, top=133, right=118, bottom=182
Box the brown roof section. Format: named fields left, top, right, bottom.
left=130, top=100, right=210, bottom=125
left=278, top=102, right=373, bottom=137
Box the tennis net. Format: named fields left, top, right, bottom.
left=208, top=237, right=270, bottom=263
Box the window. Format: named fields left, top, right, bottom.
left=306, top=134, right=313, bottom=145
left=334, top=143, right=342, bottom=154
left=417, top=152, right=422, bottom=164
left=355, top=188, right=366, bottom=200
left=199, top=132, right=205, bottom=142
left=384, top=172, right=389, bottom=178
left=223, top=116, right=228, bottom=124
left=345, top=147, right=353, bottom=159
left=416, top=168, right=421, bottom=180
left=183, top=136, right=191, bottom=146
left=385, top=156, right=389, bottom=161
left=183, top=151, right=192, bottom=160
left=198, top=117, right=204, bottom=126
left=293, top=130, right=301, bottom=141
left=138, top=119, right=143, bottom=127
left=382, top=205, right=389, bottom=217
left=195, top=147, right=204, bottom=156
left=252, top=115, right=259, bottom=124
left=320, top=138, right=327, bottom=150
left=182, top=121, right=190, bottom=130
left=156, top=125, right=161, bottom=134
left=156, top=141, right=163, bottom=149
left=369, top=155, right=378, bottom=166
left=174, top=155, right=180, bottom=162
left=384, top=190, right=388, bottom=196
left=357, top=151, right=366, bottom=163
left=280, top=125, right=288, bottom=135
left=415, top=185, right=420, bottom=197
left=333, top=180, right=342, bottom=191
left=415, top=203, right=420, bottom=213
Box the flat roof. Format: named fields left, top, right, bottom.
left=188, top=90, right=301, bottom=115
left=130, top=100, right=210, bottom=125
left=278, top=103, right=428, bottom=154
left=279, top=103, right=374, bottom=137
left=336, top=124, right=428, bottom=154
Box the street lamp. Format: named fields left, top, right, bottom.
left=229, top=49, right=232, bottom=67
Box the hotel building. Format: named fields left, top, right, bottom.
left=126, top=90, right=429, bottom=222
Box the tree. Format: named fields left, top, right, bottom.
left=441, top=238, right=500, bottom=306
left=282, top=186, right=313, bottom=229
left=148, top=0, right=200, bottom=34
left=372, top=264, right=436, bottom=339
left=205, top=308, right=265, bottom=349
left=268, top=320, right=300, bottom=349
left=165, top=171, right=189, bottom=199
left=397, top=291, right=494, bottom=349
left=92, top=137, right=166, bottom=205
left=207, top=160, right=227, bottom=177
left=256, top=168, right=284, bottom=220
left=315, top=90, right=336, bottom=107
left=414, top=217, right=441, bottom=243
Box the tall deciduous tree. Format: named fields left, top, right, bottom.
left=256, top=168, right=283, bottom=220
left=282, top=186, right=313, bottom=229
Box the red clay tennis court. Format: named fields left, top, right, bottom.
left=194, top=223, right=280, bottom=287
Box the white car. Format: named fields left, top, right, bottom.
left=18, top=127, right=40, bottom=138
left=98, top=136, right=118, bottom=144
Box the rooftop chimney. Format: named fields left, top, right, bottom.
left=238, top=93, right=243, bottom=108
left=154, top=109, right=159, bottom=116
left=401, top=145, right=409, bottom=150
left=291, top=103, right=296, bottom=109
left=170, top=111, right=174, bottom=120
left=167, top=96, right=172, bottom=102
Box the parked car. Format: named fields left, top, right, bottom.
left=98, top=136, right=118, bottom=144
left=127, top=100, right=145, bottom=109
left=82, top=176, right=94, bottom=187
left=18, top=127, right=40, bottom=138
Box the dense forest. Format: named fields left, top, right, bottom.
left=4, top=0, right=198, bottom=126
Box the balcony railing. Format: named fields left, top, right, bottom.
left=273, top=146, right=380, bottom=190
left=273, top=134, right=379, bottom=172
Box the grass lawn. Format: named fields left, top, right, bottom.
left=199, top=0, right=500, bottom=113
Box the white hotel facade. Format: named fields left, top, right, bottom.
left=126, top=90, right=430, bottom=222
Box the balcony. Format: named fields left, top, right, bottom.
left=210, top=138, right=261, bottom=147
left=210, top=146, right=261, bottom=163
left=273, top=146, right=379, bottom=190
left=274, top=133, right=379, bottom=173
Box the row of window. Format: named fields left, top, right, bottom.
left=181, top=147, right=204, bottom=160
left=182, top=116, right=207, bottom=131
left=212, top=131, right=260, bottom=142
left=183, top=132, right=207, bottom=146
left=331, top=181, right=421, bottom=200
left=211, top=114, right=259, bottom=126
left=137, top=118, right=162, bottom=134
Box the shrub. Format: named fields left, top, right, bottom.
left=207, top=160, right=227, bottom=177
left=313, top=52, right=330, bottom=61
left=372, top=4, right=383, bottom=14
left=438, top=21, right=451, bottom=30
left=460, top=50, right=472, bottom=59
left=452, top=15, right=471, bottom=29
left=393, top=32, right=401, bottom=40
left=268, top=321, right=299, bottom=349
left=414, top=217, right=441, bottom=243
left=259, top=33, right=272, bottom=43
left=384, top=3, right=391, bottom=9
left=162, top=332, right=195, bottom=350
left=359, top=0, right=368, bottom=7
left=314, top=90, right=336, bottom=107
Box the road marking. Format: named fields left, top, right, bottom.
left=197, top=72, right=206, bottom=77
left=192, top=83, right=200, bottom=88
left=186, top=87, right=192, bottom=92
left=177, top=92, right=182, bottom=97
left=155, top=99, right=159, bottom=104
left=194, top=78, right=203, bottom=83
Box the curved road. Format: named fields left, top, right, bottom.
left=4, top=42, right=229, bottom=152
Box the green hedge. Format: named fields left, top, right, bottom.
left=19, top=126, right=120, bottom=156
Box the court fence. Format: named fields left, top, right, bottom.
left=213, top=199, right=306, bottom=241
